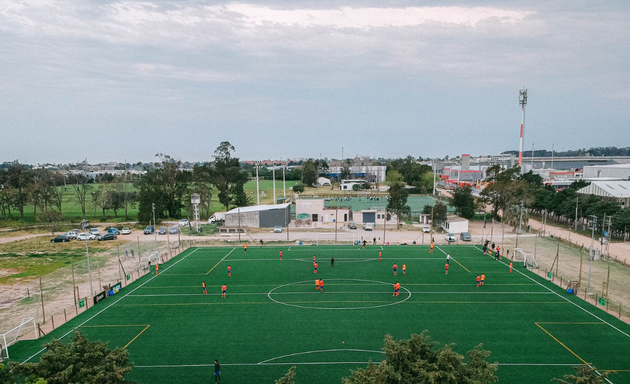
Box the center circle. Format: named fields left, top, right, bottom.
left=267, top=278, right=411, bottom=310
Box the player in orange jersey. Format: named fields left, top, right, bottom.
left=155, top=263, right=159, bottom=276
left=221, top=284, right=227, bottom=298
left=279, top=250, right=283, bottom=260
left=430, top=241, right=434, bottom=253
left=243, top=243, right=247, bottom=253
left=481, top=273, right=486, bottom=286
left=319, top=279, right=324, bottom=293
left=393, top=263, right=398, bottom=276
left=393, top=281, right=400, bottom=297
left=315, top=279, right=320, bottom=291
left=378, top=251, right=382, bottom=262
left=227, top=265, right=231, bottom=277
left=444, top=263, right=449, bottom=274
left=313, top=261, right=318, bottom=274
left=402, top=264, right=406, bottom=275
left=202, top=281, right=207, bottom=294
left=476, top=274, right=481, bottom=287
left=509, top=262, right=513, bottom=273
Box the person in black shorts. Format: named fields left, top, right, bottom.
left=331, top=257, right=335, bottom=267
left=214, top=360, right=221, bottom=383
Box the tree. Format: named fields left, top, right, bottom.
left=210, top=142, right=248, bottom=210
left=340, top=159, right=352, bottom=180
left=302, top=159, right=318, bottom=187
left=274, top=366, right=296, bottom=384
left=452, top=186, right=476, bottom=219
left=292, top=184, right=305, bottom=193
left=72, top=174, right=91, bottom=220
left=433, top=201, right=448, bottom=227
left=40, top=210, right=64, bottom=234
left=552, top=363, right=609, bottom=384
left=387, top=183, right=410, bottom=228
left=385, top=170, right=404, bottom=186
left=11, top=330, right=135, bottom=384
left=343, top=332, right=497, bottom=384
left=502, top=204, right=528, bottom=231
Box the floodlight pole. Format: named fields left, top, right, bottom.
left=587, top=215, right=597, bottom=293
left=282, top=159, right=286, bottom=200
left=272, top=161, right=277, bottom=203
left=518, top=88, right=528, bottom=174
left=255, top=162, right=260, bottom=206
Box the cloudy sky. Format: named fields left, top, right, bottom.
left=1, top=0, right=629, bottom=164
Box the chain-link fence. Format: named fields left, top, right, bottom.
left=0, top=236, right=197, bottom=344
left=480, top=226, right=630, bottom=321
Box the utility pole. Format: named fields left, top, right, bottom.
left=516, top=200, right=524, bottom=250
left=587, top=215, right=597, bottom=293
left=82, top=220, right=93, bottom=297
left=518, top=88, right=528, bottom=174
left=255, top=162, right=260, bottom=206
left=272, top=161, right=276, bottom=203
left=282, top=159, right=286, bottom=200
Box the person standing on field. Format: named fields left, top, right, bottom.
left=214, top=360, right=221, bottom=383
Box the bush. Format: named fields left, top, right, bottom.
left=292, top=184, right=305, bottom=193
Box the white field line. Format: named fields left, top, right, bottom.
left=20, top=247, right=208, bottom=364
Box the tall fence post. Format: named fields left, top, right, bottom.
left=39, top=277, right=46, bottom=324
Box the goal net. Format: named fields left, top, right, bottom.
left=314, top=233, right=357, bottom=246
left=0, top=318, right=37, bottom=360
left=140, top=251, right=160, bottom=271
left=514, top=248, right=538, bottom=269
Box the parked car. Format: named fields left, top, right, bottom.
left=90, top=228, right=100, bottom=236
left=178, top=219, right=189, bottom=227
left=144, top=226, right=155, bottom=235
left=422, top=226, right=430, bottom=233
left=348, top=222, right=357, bottom=229
left=158, top=226, right=167, bottom=235
left=460, top=232, right=472, bottom=241
left=51, top=235, right=70, bottom=243
left=444, top=233, right=456, bottom=243
left=98, top=233, right=117, bottom=241
left=169, top=226, right=178, bottom=234
left=273, top=226, right=283, bottom=233
left=65, top=231, right=78, bottom=239
left=77, top=233, right=96, bottom=241
left=363, top=224, right=374, bottom=231
left=107, top=227, right=120, bottom=235
left=121, top=227, right=131, bottom=235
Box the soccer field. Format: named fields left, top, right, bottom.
left=9, top=245, right=630, bottom=383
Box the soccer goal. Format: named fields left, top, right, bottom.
left=514, top=248, right=538, bottom=269
left=139, top=251, right=160, bottom=271
left=315, top=233, right=357, bottom=246
left=0, top=318, right=37, bottom=360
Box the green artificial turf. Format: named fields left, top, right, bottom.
left=8, top=245, right=630, bottom=383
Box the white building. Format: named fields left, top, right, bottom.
left=582, top=164, right=630, bottom=180
left=577, top=181, right=630, bottom=209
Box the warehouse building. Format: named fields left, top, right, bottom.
left=224, top=203, right=292, bottom=228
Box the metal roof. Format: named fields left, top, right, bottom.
left=577, top=181, right=630, bottom=198
left=226, top=203, right=291, bottom=214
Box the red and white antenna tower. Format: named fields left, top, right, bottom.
left=518, top=88, right=528, bottom=172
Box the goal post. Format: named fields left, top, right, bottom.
left=315, top=233, right=356, bottom=246
left=514, top=248, right=538, bottom=269
left=139, top=251, right=160, bottom=271
left=0, top=318, right=37, bottom=360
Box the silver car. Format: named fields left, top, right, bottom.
left=444, top=233, right=456, bottom=243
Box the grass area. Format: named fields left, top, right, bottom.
left=8, top=245, right=630, bottom=384
left=0, top=236, right=132, bottom=283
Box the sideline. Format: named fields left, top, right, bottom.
left=20, top=247, right=201, bottom=364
